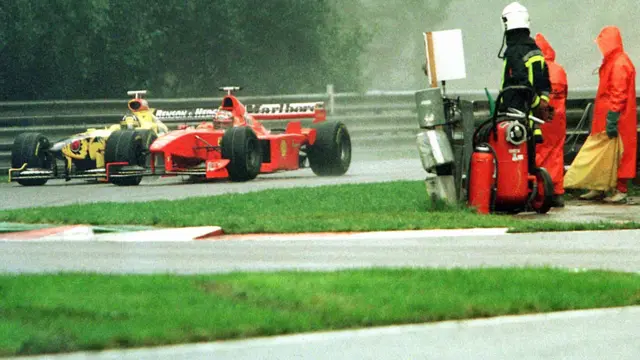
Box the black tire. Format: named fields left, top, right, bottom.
left=221, top=127, right=262, bottom=182
left=308, top=121, right=351, bottom=176
left=530, top=167, right=554, bottom=214
left=104, top=130, right=154, bottom=186
left=11, top=133, right=52, bottom=186
left=136, top=129, right=158, bottom=167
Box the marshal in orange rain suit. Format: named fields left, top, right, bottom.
left=534, top=33, right=567, bottom=207
left=590, top=26, right=637, bottom=200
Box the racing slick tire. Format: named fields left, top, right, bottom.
left=104, top=129, right=156, bottom=186
left=308, top=121, right=351, bottom=176
left=221, top=127, right=262, bottom=182
left=11, top=132, right=52, bottom=186
left=529, top=167, right=554, bottom=214
left=136, top=129, right=158, bottom=166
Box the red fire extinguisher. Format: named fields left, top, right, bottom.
left=467, top=85, right=554, bottom=215
left=488, top=121, right=530, bottom=208
left=468, top=145, right=495, bottom=214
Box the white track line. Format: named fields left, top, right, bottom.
left=213, top=228, right=510, bottom=241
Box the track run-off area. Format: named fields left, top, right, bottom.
left=2, top=153, right=640, bottom=360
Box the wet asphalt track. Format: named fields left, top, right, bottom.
left=0, top=156, right=425, bottom=210
left=1, top=230, right=639, bottom=274
left=3, top=153, right=640, bottom=360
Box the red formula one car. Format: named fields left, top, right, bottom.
left=104, top=87, right=351, bottom=184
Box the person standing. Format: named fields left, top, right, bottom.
left=579, top=26, right=637, bottom=203
left=498, top=1, right=552, bottom=141
left=534, top=33, right=567, bottom=207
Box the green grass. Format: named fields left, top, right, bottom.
left=1, top=181, right=639, bottom=233
left=1, top=269, right=639, bottom=356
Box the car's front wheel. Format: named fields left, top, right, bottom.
left=104, top=130, right=156, bottom=186
left=308, top=121, right=351, bottom=176
left=221, top=127, right=262, bottom=182
left=11, top=132, right=52, bottom=186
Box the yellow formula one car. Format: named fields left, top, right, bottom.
left=9, top=90, right=168, bottom=186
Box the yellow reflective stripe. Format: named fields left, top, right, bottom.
left=540, top=94, right=550, bottom=103
left=531, top=96, right=540, bottom=108
left=534, top=128, right=542, bottom=135
left=524, top=55, right=545, bottom=68
left=524, top=55, right=545, bottom=85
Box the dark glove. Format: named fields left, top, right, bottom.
left=547, top=106, right=555, bottom=122
left=532, top=99, right=551, bottom=121
left=606, top=111, right=620, bottom=138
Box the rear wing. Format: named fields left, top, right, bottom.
left=153, top=102, right=327, bottom=123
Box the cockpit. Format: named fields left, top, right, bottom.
left=213, top=110, right=234, bottom=129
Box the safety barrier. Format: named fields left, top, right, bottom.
left=1, top=86, right=639, bottom=175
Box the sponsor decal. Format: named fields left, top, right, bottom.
left=154, top=102, right=322, bottom=119
left=62, top=138, right=87, bottom=159
left=155, top=108, right=218, bottom=119
left=280, top=140, right=287, bottom=157
left=246, top=102, right=318, bottom=114
left=206, top=160, right=227, bottom=172
left=61, top=136, right=106, bottom=166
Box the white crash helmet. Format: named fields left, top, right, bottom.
left=213, top=110, right=234, bottom=129
left=502, top=2, right=530, bottom=31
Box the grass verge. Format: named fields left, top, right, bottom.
left=2, top=268, right=639, bottom=356
left=1, top=181, right=639, bottom=233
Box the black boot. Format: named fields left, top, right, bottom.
left=551, top=194, right=565, bottom=208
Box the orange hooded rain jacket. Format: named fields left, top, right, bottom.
left=534, top=33, right=567, bottom=195
left=592, top=26, right=637, bottom=180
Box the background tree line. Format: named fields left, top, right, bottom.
left=0, top=0, right=368, bottom=100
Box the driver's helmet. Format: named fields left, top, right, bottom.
left=120, top=114, right=141, bottom=129
left=128, top=98, right=150, bottom=112
left=213, top=110, right=234, bottom=129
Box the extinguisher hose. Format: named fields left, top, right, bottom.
left=472, top=118, right=495, bottom=147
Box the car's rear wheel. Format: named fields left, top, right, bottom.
left=104, top=130, right=156, bottom=186
left=221, top=127, right=262, bottom=182
left=308, top=121, right=351, bottom=176
left=11, top=132, right=52, bottom=186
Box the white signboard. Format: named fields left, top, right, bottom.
left=424, top=29, right=467, bottom=87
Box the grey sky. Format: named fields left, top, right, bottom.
left=360, top=0, right=640, bottom=92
